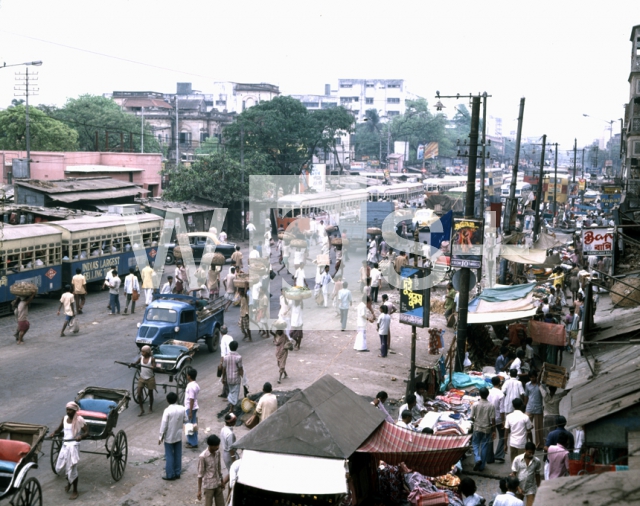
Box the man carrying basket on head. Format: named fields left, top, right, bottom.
left=49, top=401, right=89, bottom=500
left=11, top=289, right=35, bottom=345
left=130, top=345, right=157, bottom=416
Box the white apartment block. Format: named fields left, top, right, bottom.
left=291, top=79, right=417, bottom=121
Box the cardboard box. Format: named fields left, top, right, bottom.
left=542, top=362, right=567, bottom=388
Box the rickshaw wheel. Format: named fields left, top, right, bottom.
left=176, top=365, right=190, bottom=405
left=110, top=430, right=128, bottom=481
left=131, top=369, right=149, bottom=405
left=49, top=438, right=62, bottom=475
left=12, top=476, right=42, bottom=506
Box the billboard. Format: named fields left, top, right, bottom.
left=424, top=142, right=439, bottom=160
left=399, top=266, right=430, bottom=328
left=582, top=228, right=614, bottom=256
left=450, top=218, right=484, bottom=269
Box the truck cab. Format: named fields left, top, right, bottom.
left=135, top=294, right=224, bottom=353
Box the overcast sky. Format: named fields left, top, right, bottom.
left=0, top=0, right=636, bottom=152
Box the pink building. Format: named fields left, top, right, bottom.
left=0, top=151, right=163, bottom=197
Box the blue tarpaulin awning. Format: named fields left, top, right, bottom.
left=476, top=283, right=536, bottom=303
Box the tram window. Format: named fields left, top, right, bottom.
left=143, top=230, right=152, bottom=247
left=35, top=247, right=48, bottom=267
left=62, top=247, right=70, bottom=260
left=21, top=251, right=34, bottom=270
left=123, top=235, right=132, bottom=252
left=7, top=255, right=19, bottom=271
left=0, top=253, right=5, bottom=270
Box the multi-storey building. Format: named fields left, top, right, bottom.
left=624, top=24, right=640, bottom=193
left=291, top=79, right=416, bottom=121
left=109, top=82, right=279, bottom=164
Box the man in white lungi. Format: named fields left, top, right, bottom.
left=49, top=401, right=88, bottom=500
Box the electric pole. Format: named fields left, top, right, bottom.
left=504, top=98, right=525, bottom=235
left=571, top=139, right=577, bottom=210
left=14, top=68, right=39, bottom=178
left=552, top=143, right=558, bottom=220
left=532, top=135, right=547, bottom=240
left=455, top=95, right=481, bottom=372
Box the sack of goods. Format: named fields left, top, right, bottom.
left=284, top=286, right=312, bottom=301
left=10, top=281, right=37, bottom=297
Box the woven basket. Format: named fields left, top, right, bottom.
left=241, top=397, right=256, bottom=413
left=611, top=278, right=640, bottom=308
left=331, top=238, right=349, bottom=246
left=173, top=245, right=193, bottom=259
left=325, top=225, right=337, bottom=233
left=249, top=264, right=269, bottom=277
left=284, top=289, right=312, bottom=301
left=10, top=282, right=37, bottom=297
left=201, top=252, right=226, bottom=266
left=272, top=319, right=288, bottom=330
left=290, top=239, right=307, bottom=249
left=367, top=227, right=382, bottom=236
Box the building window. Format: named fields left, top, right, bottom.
left=636, top=78, right=640, bottom=94
left=366, top=83, right=374, bottom=88
left=335, top=137, right=341, bottom=145
left=302, top=102, right=319, bottom=108
left=179, top=132, right=192, bottom=146
left=635, top=141, right=640, bottom=155
left=200, top=132, right=209, bottom=143
left=340, top=83, right=352, bottom=88
left=387, top=84, right=400, bottom=88
left=215, top=100, right=226, bottom=106
left=387, top=98, right=401, bottom=104
left=321, top=102, right=337, bottom=109
left=365, top=98, right=374, bottom=104
left=387, top=111, right=400, bottom=117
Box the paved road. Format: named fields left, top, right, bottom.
left=0, top=240, right=454, bottom=505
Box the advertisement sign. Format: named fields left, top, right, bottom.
left=582, top=228, right=614, bottom=256
left=399, top=266, right=430, bottom=327
left=601, top=193, right=621, bottom=211
left=578, top=179, right=586, bottom=191
left=417, top=144, right=425, bottom=160
left=424, top=142, right=439, bottom=159
left=450, top=218, right=484, bottom=269
left=309, top=163, right=326, bottom=192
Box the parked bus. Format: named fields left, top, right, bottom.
left=423, top=176, right=467, bottom=193
left=501, top=182, right=534, bottom=204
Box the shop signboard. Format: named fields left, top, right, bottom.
left=582, top=228, right=614, bottom=256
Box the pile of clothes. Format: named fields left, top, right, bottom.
left=376, top=462, right=464, bottom=506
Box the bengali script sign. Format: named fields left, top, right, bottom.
left=399, top=266, right=430, bottom=327
left=582, top=228, right=614, bottom=256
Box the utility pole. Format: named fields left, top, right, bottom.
left=141, top=107, right=144, bottom=153
left=175, top=97, right=180, bottom=167
left=455, top=95, right=481, bottom=373
left=571, top=139, right=578, bottom=210
left=240, top=122, right=245, bottom=241
left=479, top=92, right=488, bottom=220
left=14, top=68, right=39, bottom=178
left=504, top=98, right=525, bottom=235
left=552, top=143, right=558, bottom=219
left=532, top=134, right=547, bottom=240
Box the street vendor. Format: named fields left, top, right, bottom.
left=130, top=345, right=157, bottom=416
left=49, top=401, right=89, bottom=500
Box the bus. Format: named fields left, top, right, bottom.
left=445, top=185, right=481, bottom=216
left=543, top=173, right=570, bottom=205
left=501, top=182, right=533, bottom=204
left=423, top=176, right=467, bottom=193
left=367, top=182, right=425, bottom=207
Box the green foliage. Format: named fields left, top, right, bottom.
left=354, top=121, right=383, bottom=160
left=195, top=135, right=220, bottom=155
left=0, top=105, right=78, bottom=151
left=51, top=95, right=161, bottom=153
left=162, top=151, right=273, bottom=207
left=224, top=96, right=355, bottom=177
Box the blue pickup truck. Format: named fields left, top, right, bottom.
left=135, top=294, right=224, bottom=353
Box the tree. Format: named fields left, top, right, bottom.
left=52, top=95, right=161, bottom=153
left=389, top=99, right=449, bottom=162
left=195, top=135, right=220, bottom=155
left=0, top=105, right=78, bottom=151
left=306, top=106, right=355, bottom=172
left=354, top=109, right=384, bottom=161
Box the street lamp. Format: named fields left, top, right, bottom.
left=2, top=61, right=43, bottom=178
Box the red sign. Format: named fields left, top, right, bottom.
left=45, top=268, right=57, bottom=280
left=149, top=249, right=157, bottom=258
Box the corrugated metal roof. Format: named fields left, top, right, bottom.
left=50, top=213, right=161, bottom=232
left=144, top=201, right=217, bottom=212
left=51, top=187, right=148, bottom=203
left=14, top=177, right=139, bottom=194
left=65, top=165, right=144, bottom=173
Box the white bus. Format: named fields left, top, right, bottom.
left=367, top=182, right=425, bottom=207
